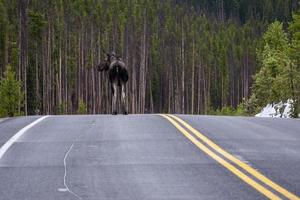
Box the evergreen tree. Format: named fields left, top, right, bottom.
left=252, top=22, right=287, bottom=107
left=288, top=2, right=300, bottom=117
left=252, top=21, right=299, bottom=117
left=0, top=65, right=23, bottom=117
left=77, top=99, right=87, bottom=114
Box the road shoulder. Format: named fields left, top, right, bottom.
left=0, top=116, right=41, bottom=148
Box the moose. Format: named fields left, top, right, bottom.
left=97, top=51, right=128, bottom=115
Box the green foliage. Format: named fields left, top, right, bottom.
left=209, top=97, right=250, bottom=116
left=77, top=99, right=87, bottom=114
left=288, top=5, right=300, bottom=117
left=210, top=104, right=249, bottom=116
left=251, top=18, right=300, bottom=118
left=219, top=106, right=235, bottom=116
left=209, top=106, right=232, bottom=116
left=26, top=10, right=46, bottom=115
left=235, top=102, right=248, bottom=116
left=0, top=65, right=23, bottom=117
left=57, top=102, right=65, bottom=115
left=28, top=10, right=46, bottom=40
left=0, top=0, right=8, bottom=71
left=252, top=22, right=289, bottom=104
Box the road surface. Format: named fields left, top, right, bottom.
left=0, top=114, right=299, bottom=200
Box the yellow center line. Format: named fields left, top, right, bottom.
left=159, top=114, right=280, bottom=200
left=166, top=114, right=300, bottom=200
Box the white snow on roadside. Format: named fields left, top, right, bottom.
left=255, top=100, right=295, bottom=118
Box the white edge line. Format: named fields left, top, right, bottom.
left=0, top=115, right=49, bottom=160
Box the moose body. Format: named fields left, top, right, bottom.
left=97, top=52, right=128, bottom=115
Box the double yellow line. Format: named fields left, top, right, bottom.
left=160, top=114, right=299, bottom=200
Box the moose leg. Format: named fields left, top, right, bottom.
left=121, top=83, right=127, bottom=115
left=112, top=82, right=118, bottom=115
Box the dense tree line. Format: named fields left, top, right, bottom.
left=0, top=0, right=299, bottom=116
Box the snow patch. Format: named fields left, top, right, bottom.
left=255, top=100, right=294, bottom=118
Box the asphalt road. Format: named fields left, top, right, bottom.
left=0, top=114, right=299, bottom=200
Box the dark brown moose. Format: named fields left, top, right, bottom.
left=97, top=51, right=128, bottom=115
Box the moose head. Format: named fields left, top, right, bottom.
left=97, top=52, right=110, bottom=72
left=97, top=50, right=119, bottom=72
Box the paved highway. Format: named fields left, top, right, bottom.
left=0, top=114, right=299, bottom=200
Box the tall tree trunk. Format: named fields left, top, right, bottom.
left=139, top=12, right=147, bottom=113
left=181, top=22, right=185, bottom=114
left=191, top=35, right=195, bottom=114
left=58, top=35, right=62, bottom=112
left=19, top=0, right=28, bottom=115
left=91, top=24, right=96, bottom=114
left=35, top=42, right=39, bottom=114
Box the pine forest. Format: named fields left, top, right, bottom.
left=0, top=0, right=300, bottom=116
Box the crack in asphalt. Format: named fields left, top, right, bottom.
left=63, top=143, right=82, bottom=199
left=62, top=119, right=97, bottom=199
